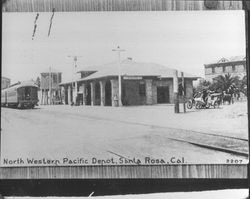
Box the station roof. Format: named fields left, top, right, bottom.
left=2, top=76, right=11, bottom=81
left=80, top=59, right=197, bottom=81
left=60, top=59, right=198, bottom=85
left=2, top=80, right=38, bottom=91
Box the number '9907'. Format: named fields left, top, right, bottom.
left=226, top=159, right=243, bottom=164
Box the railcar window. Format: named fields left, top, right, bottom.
left=8, top=91, right=16, bottom=96
left=25, top=87, right=31, bottom=99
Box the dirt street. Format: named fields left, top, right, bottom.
left=1, top=101, right=248, bottom=166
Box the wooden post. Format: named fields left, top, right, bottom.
left=90, top=82, right=95, bottom=106
left=181, top=72, right=186, bottom=113
left=41, top=89, right=43, bottom=105
left=100, top=81, right=106, bottom=106
left=49, top=67, right=52, bottom=105
left=243, top=2, right=250, bottom=123
left=173, top=70, right=179, bottom=113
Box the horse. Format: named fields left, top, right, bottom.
left=222, top=91, right=233, bottom=105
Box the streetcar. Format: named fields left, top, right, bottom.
left=1, top=81, right=39, bottom=109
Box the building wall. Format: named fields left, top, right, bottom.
left=205, top=61, right=246, bottom=81
left=122, top=80, right=146, bottom=105
left=1, top=77, right=11, bottom=90
left=152, top=79, right=174, bottom=104
left=41, top=73, right=62, bottom=90
left=111, top=79, right=119, bottom=106
left=185, top=79, right=193, bottom=99
left=115, top=78, right=193, bottom=105
left=145, top=79, right=153, bottom=105
left=61, top=77, right=195, bottom=106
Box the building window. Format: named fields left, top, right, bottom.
left=53, top=74, right=57, bottom=83
left=225, top=66, right=232, bottom=73
left=58, top=74, right=62, bottom=83
left=139, top=82, right=146, bottom=96
left=223, top=66, right=226, bottom=72
left=212, top=67, right=215, bottom=74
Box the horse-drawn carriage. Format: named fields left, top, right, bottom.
left=186, top=92, right=222, bottom=109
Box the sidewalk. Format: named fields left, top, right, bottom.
left=50, top=101, right=248, bottom=140
left=39, top=101, right=249, bottom=157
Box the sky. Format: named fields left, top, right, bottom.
left=2, top=11, right=246, bottom=83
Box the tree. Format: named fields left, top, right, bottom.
left=193, top=79, right=213, bottom=94
left=35, top=76, right=41, bottom=89
left=194, top=79, right=211, bottom=93
left=238, top=75, right=247, bottom=96
left=212, top=73, right=240, bottom=93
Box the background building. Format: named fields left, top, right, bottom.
left=40, top=68, right=62, bottom=105
left=60, top=59, right=198, bottom=106
left=204, top=56, right=246, bottom=81
left=1, top=77, right=11, bottom=90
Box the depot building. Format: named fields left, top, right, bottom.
left=60, top=58, right=198, bottom=106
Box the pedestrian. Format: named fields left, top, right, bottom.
left=114, top=94, right=118, bottom=106
left=202, top=89, right=208, bottom=103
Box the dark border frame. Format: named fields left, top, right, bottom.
left=0, top=0, right=249, bottom=196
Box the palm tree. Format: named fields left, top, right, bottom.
left=195, top=79, right=211, bottom=93
left=212, top=73, right=240, bottom=93
left=239, top=75, right=247, bottom=96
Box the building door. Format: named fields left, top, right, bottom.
left=77, top=93, right=83, bottom=105
left=105, top=80, right=112, bottom=106
left=157, top=86, right=169, bottom=103
left=64, top=88, right=68, bottom=104
left=86, top=84, right=91, bottom=105
left=95, top=83, right=101, bottom=105
left=70, top=88, right=73, bottom=103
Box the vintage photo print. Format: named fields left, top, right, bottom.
left=1, top=10, right=248, bottom=167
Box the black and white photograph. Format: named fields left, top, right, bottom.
left=1, top=4, right=249, bottom=167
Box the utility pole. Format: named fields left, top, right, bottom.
left=67, top=55, right=82, bottom=105
left=243, top=1, right=250, bottom=120
left=181, top=72, right=186, bottom=113
left=112, top=46, right=125, bottom=107
left=49, top=66, right=52, bottom=105
left=173, top=70, right=179, bottom=113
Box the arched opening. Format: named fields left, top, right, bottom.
left=70, top=86, right=73, bottom=103
left=86, top=84, right=91, bottom=105
left=64, top=87, right=68, bottom=104
left=105, top=80, right=112, bottom=106
left=95, top=82, right=101, bottom=105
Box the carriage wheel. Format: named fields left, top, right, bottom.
left=186, top=101, right=193, bottom=109
left=213, top=101, right=219, bottom=109
left=195, top=102, right=201, bottom=109
left=18, top=103, right=23, bottom=109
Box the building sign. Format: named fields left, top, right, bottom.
left=123, top=76, right=142, bottom=80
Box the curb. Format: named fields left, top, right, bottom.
left=168, top=137, right=249, bottom=158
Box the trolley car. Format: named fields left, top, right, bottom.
left=1, top=81, right=39, bottom=109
